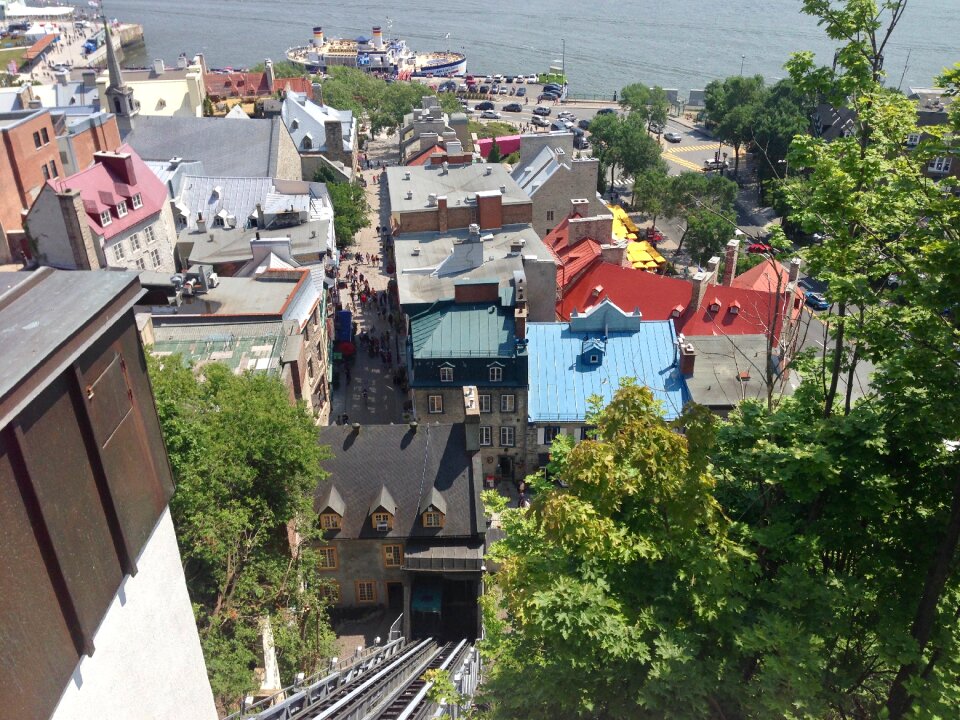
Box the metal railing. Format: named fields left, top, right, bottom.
left=224, top=638, right=407, bottom=720
left=388, top=613, right=404, bottom=643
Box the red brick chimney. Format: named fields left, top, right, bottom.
left=476, top=190, right=503, bottom=230
left=688, top=271, right=710, bottom=314
left=437, top=195, right=448, bottom=232
left=514, top=304, right=528, bottom=340
left=721, top=238, right=740, bottom=286
left=679, top=340, right=696, bottom=376
left=94, top=151, right=137, bottom=186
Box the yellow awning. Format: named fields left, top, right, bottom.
left=607, top=203, right=641, bottom=240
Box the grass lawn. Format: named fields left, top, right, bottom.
left=468, top=120, right=519, bottom=139
left=0, top=46, right=27, bottom=70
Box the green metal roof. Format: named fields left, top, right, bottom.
left=411, top=303, right=516, bottom=359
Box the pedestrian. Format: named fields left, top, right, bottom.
left=345, top=367, right=351, bottom=384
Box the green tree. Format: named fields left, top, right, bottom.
left=486, top=140, right=502, bottom=163
left=482, top=384, right=745, bottom=719
left=619, top=82, right=670, bottom=131
left=250, top=60, right=310, bottom=79
left=667, top=171, right=738, bottom=254
left=749, top=78, right=812, bottom=190
left=629, top=167, right=670, bottom=224
left=703, top=74, right=767, bottom=175
left=318, top=67, right=431, bottom=135
left=684, top=208, right=732, bottom=264
left=320, top=178, right=371, bottom=249
left=587, top=111, right=623, bottom=189
left=148, top=359, right=337, bottom=711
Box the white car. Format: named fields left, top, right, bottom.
left=480, top=110, right=501, bottom=119
left=483, top=75, right=494, bottom=83
left=514, top=76, right=525, bottom=84
left=494, top=74, right=504, bottom=82
left=526, top=74, right=539, bottom=83
left=558, top=111, right=575, bottom=120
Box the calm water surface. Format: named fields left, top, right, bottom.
left=98, top=0, right=958, bottom=96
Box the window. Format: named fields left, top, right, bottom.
left=131, top=193, right=143, bottom=209
left=320, top=512, right=341, bottom=530
left=489, top=366, right=503, bottom=382
left=129, top=233, right=141, bottom=251
left=42, top=164, right=50, bottom=181
left=308, top=358, right=315, bottom=380
left=383, top=544, right=404, bottom=568
left=428, top=394, right=443, bottom=414
left=479, top=394, right=491, bottom=413
left=113, top=241, right=126, bottom=262
left=41, top=127, right=49, bottom=144
left=33, top=131, right=41, bottom=149
left=500, top=426, right=515, bottom=447
left=356, top=580, right=377, bottom=603
left=48, top=160, right=58, bottom=178
left=479, top=425, right=492, bottom=446
left=423, top=511, right=443, bottom=528
left=906, top=132, right=921, bottom=146
left=320, top=581, right=340, bottom=604
left=135, top=257, right=146, bottom=270
left=318, top=546, right=338, bottom=569
left=116, top=200, right=127, bottom=217
left=543, top=426, right=561, bottom=444
left=500, top=394, right=515, bottom=412
left=546, top=210, right=555, bottom=222
left=144, top=225, right=156, bottom=244
left=589, top=354, right=600, bottom=364
left=439, top=366, right=454, bottom=382
left=150, top=248, right=162, bottom=267
left=373, top=512, right=392, bottom=530
left=100, top=210, right=112, bottom=226
left=929, top=157, right=953, bottom=174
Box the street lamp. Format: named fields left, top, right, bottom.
left=740, top=55, right=746, bottom=76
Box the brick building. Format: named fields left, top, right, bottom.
left=0, top=108, right=61, bottom=261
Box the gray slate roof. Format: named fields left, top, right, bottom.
left=281, top=90, right=355, bottom=153
left=124, top=115, right=284, bottom=177
left=387, top=163, right=530, bottom=215
left=315, top=423, right=482, bottom=541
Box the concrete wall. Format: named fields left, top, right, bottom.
left=28, top=185, right=76, bottom=268
left=413, top=386, right=528, bottom=481
left=50, top=509, right=217, bottom=720
left=530, top=158, right=604, bottom=238
left=59, top=115, right=122, bottom=176
left=103, top=209, right=177, bottom=273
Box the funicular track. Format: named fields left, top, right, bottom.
left=372, top=640, right=471, bottom=720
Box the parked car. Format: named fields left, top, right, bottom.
left=532, top=116, right=551, bottom=127
left=574, top=135, right=589, bottom=150
left=475, top=101, right=495, bottom=111
left=747, top=243, right=775, bottom=254
left=543, top=83, right=562, bottom=92
left=503, top=103, right=523, bottom=112
left=516, top=87, right=527, bottom=97
left=438, top=80, right=457, bottom=92
left=491, top=83, right=500, bottom=94
left=526, top=74, right=539, bottom=82
left=578, top=118, right=592, bottom=130
left=504, top=76, right=515, bottom=83
left=483, top=75, right=494, bottom=83
left=494, top=74, right=504, bottom=82
left=648, top=122, right=664, bottom=134
left=805, top=292, right=831, bottom=311
left=533, top=106, right=551, bottom=116
left=514, top=76, right=524, bottom=84
left=703, top=158, right=730, bottom=171
left=596, top=107, right=616, bottom=115
left=479, top=85, right=490, bottom=94
left=498, top=86, right=509, bottom=94
left=481, top=110, right=502, bottom=119
left=558, top=111, right=575, bottom=120
left=663, top=131, right=682, bottom=143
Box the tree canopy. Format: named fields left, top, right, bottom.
left=319, top=67, right=441, bottom=135
left=320, top=177, right=371, bottom=249
left=149, top=359, right=336, bottom=711
left=703, top=74, right=767, bottom=175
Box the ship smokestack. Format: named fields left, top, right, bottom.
left=312, top=26, right=324, bottom=46
left=372, top=26, right=384, bottom=49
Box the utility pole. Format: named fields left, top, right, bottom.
left=740, top=55, right=745, bottom=76
left=562, top=38, right=566, bottom=85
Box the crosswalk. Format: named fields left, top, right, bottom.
left=662, top=153, right=705, bottom=172
left=666, top=143, right=726, bottom=154
left=662, top=142, right=732, bottom=173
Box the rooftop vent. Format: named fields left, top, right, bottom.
left=591, top=285, right=604, bottom=298
left=404, top=171, right=411, bottom=180
left=442, top=161, right=449, bottom=174
left=405, top=190, right=413, bottom=200
left=484, top=166, right=492, bottom=176
left=499, top=184, right=506, bottom=194
left=428, top=193, right=437, bottom=206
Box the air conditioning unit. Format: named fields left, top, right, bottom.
left=376, top=522, right=389, bottom=532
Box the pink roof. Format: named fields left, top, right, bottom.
left=476, top=135, right=521, bottom=158
left=50, top=144, right=168, bottom=240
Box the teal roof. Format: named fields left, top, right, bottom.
left=411, top=303, right=516, bottom=359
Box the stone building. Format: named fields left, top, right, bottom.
left=398, top=96, right=470, bottom=163
left=281, top=88, right=358, bottom=182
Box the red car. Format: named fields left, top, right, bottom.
left=747, top=243, right=775, bottom=254
left=645, top=227, right=664, bottom=244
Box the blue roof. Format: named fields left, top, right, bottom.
left=527, top=319, right=688, bottom=422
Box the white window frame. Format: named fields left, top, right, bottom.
left=100, top=209, right=112, bottom=226
left=131, top=193, right=143, bottom=209
left=129, top=233, right=140, bottom=251
left=479, top=394, right=491, bottom=413
left=116, top=200, right=128, bottom=218
left=489, top=365, right=503, bottom=382
left=428, top=394, right=443, bottom=414
left=906, top=132, right=921, bottom=147
left=499, top=426, right=515, bottom=447
left=500, top=393, right=516, bottom=413
left=149, top=248, right=162, bottom=267
left=135, top=257, right=146, bottom=270
left=479, top=425, right=492, bottom=446
left=543, top=425, right=561, bottom=445
left=439, top=365, right=454, bottom=383
left=144, top=225, right=156, bottom=244
left=928, top=156, right=952, bottom=174
left=112, top=241, right=125, bottom=262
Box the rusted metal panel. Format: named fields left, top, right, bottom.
left=16, top=374, right=123, bottom=651
left=0, top=430, right=81, bottom=720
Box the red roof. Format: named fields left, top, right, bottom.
left=49, top=144, right=167, bottom=241
left=731, top=259, right=791, bottom=292
left=560, top=261, right=803, bottom=340
left=24, top=34, right=57, bottom=61
left=407, top=146, right=442, bottom=167
left=544, top=214, right=602, bottom=293
left=476, top=135, right=521, bottom=158
left=204, top=73, right=311, bottom=100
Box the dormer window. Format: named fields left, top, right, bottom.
left=670, top=304, right=683, bottom=318
left=581, top=338, right=605, bottom=365
left=320, top=512, right=341, bottom=530
left=423, top=511, right=443, bottom=528
left=708, top=298, right=722, bottom=313
left=100, top=209, right=112, bottom=226
left=728, top=301, right=741, bottom=315
left=116, top=200, right=127, bottom=217
left=319, top=486, right=345, bottom=533
left=488, top=364, right=503, bottom=382
left=302, top=133, right=313, bottom=150
left=440, top=365, right=454, bottom=382
left=290, top=118, right=299, bottom=130
left=131, top=193, right=143, bottom=209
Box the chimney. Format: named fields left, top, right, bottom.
left=311, top=82, right=323, bottom=105
left=255, top=202, right=265, bottom=228
left=196, top=213, right=207, bottom=233
left=264, top=58, right=275, bottom=92
left=56, top=69, right=70, bottom=85
left=679, top=342, right=696, bottom=376
left=442, top=161, right=449, bottom=174
left=706, top=256, right=720, bottom=283
left=789, top=256, right=802, bottom=284
left=93, top=151, right=137, bottom=185
left=153, top=58, right=165, bottom=74
left=689, top=271, right=710, bottom=313
left=721, top=238, right=740, bottom=286
left=514, top=304, right=528, bottom=340
left=571, top=198, right=589, bottom=216
left=476, top=191, right=503, bottom=231
left=324, top=118, right=342, bottom=152
left=82, top=69, right=97, bottom=88
left=427, top=193, right=437, bottom=207
left=177, top=54, right=188, bottom=70
left=484, top=166, right=492, bottom=176
left=468, top=223, right=481, bottom=240
left=463, top=386, right=481, bottom=451
left=437, top=195, right=448, bottom=232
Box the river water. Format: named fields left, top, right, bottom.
left=97, top=0, right=957, bottom=97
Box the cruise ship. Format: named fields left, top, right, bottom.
left=286, top=25, right=467, bottom=79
